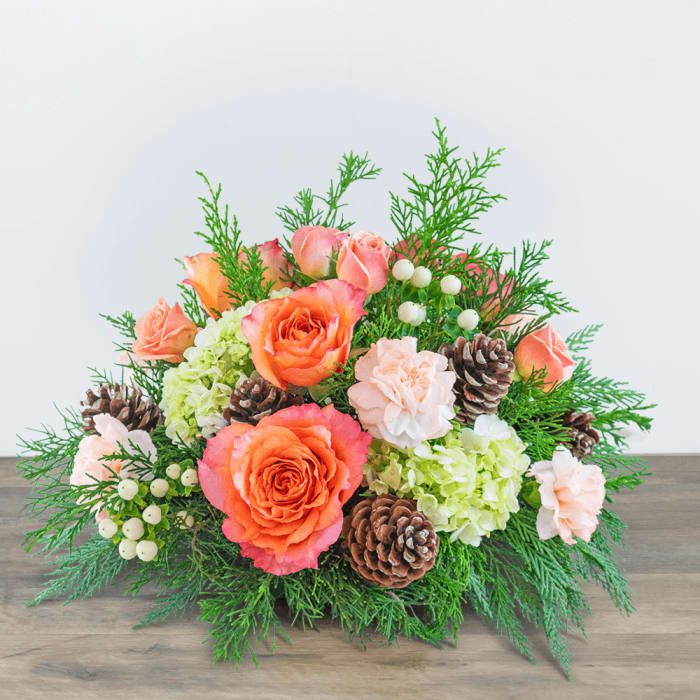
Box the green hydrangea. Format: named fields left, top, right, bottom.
left=160, top=304, right=255, bottom=445
left=364, top=415, right=530, bottom=546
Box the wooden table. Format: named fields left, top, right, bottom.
left=1, top=456, right=698, bottom=699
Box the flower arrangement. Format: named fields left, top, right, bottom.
left=18, top=122, right=653, bottom=677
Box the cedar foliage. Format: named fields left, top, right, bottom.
left=17, top=121, right=653, bottom=678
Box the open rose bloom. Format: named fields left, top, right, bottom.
left=241, top=279, right=366, bottom=388
left=198, top=404, right=370, bottom=574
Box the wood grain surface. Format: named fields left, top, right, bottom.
left=1, top=455, right=698, bottom=699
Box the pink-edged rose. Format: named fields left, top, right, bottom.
left=71, top=414, right=157, bottom=518
left=514, top=324, right=575, bottom=391
left=337, top=231, right=391, bottom=294
left=256, top=238, right=291, bottom=290
left=291, top=226, right=347, bottom=278
left=132, top=298, right=198, bottom=363
left=198, top=404, right=370, bottom=574
left=347, top=336, right=456, bottom=449
left=241, top=279, right=366, bottom=389
left=529, top=447, right=606, bottom=545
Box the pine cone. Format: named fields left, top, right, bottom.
left=561, top=411, right=600, bottom=459
left=440, top=334, right=515, bottom=426
left=81, top=383, right=163, bottom=433
left=341, top=494, right=439, bottom=589
left=223, top=377, right=304, bottom=425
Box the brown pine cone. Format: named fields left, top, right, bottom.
left=561, top=411, right=600, bottom=459
left=341, top=494, right=439, bottom=589
left=223, top=376, right=304, bottom=425
left=81, top=383, right=163, bottom=433
left=440, top=334, right=515, bottom=426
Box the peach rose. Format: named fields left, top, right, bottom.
left=514, top=324, right=575, bottom=391
left=241, top=279, right=366, bottom=389
left=347, top=336, right=456, bottom=449
left=198, top=404, right=370, bottom=574
left=257, top=238, right=291, bottom=291
left=528, top=447, right=606, bottom=545
left=71, top=414, right=157, bottom=518
left=337, top=231, right=391, bottom=294
left=132, top=298, right=198, bottom=363
left=291, top=226, right=347, bottom=278
left=183, top=253, right=232, bottom=318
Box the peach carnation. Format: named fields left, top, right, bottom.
left=347, top=336, right=456, bottom=449
left=198, top=404, right=370, bottom=574
left=241, top=279, right=366, bottom=389
left=528, top=447, right=606, bottom=545
left=71, top=414, right=156, bottom=518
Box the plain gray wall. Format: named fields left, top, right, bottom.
left=2, top=0, right=699, bottom=454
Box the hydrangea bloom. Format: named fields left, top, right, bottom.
left=160, top=304, right=256, bottom=444
left=364, top=414, right=530, bottom=546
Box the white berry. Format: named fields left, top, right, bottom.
left=440, top=275, right=461, bottom=295
left=176, top=510, right=195, bottom=529
left=142, top=504, right=162, bottom=525
left=392, top=258, right=415, bottom=281
left=410, top=305, right=427, bottom=327
left=122, top=517, right=144, bottom=541
left=98, top=518, right=118, bottom=538
left=165, top=463, right=182, bottom=479
left=181, top=468, right=199, bottom=488
left=149, top=478, right=169, bottom=498
left=117, top=478, right=138, bottom=501
left=119, top=539, right=137, bottom=560
left=411, top=266, right=432, bottom=288
left=136, top=540, right=158, bottom=562
left=457, top=308, right=480, bottom=331
left=398, top=301, right=419, bottom=324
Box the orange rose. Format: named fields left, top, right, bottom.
left=514, top=324, right=575, bottom=391
left=184, top=241, right=291, bottom=318
left=198, top=404, right=371, bottom=574
left=241, top=279, right=366, bottom=389
left=132, top=298, right=197, bottom=363
left=183, top=253, right=232, bottom=318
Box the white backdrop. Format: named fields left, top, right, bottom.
left=2, top=0, right=699, bottom=455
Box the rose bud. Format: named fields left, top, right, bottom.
left=290, top=226, right=347, bottom=278
left=336, top=231, right=391, bottom=294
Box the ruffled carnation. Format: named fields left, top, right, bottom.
left=347, top=336, right=455, bottom=449
left=198, top=404, right=370, bottom=574
left=159, top=305, right=255, bottom=444
left=528, top=447, right=606, bottom=545
left=71, top=414, right=156, bottom=518
left=364, top=415, right=530, bottom=546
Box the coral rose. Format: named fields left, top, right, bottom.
left=256, top=238, right=291, bottom=291
left=291, top=225, right=347, bottom=278
left=453, top=253, right=512, bottom=321
left=337, top=231, right=391, bottom=294
left=198, top=404, right=370, bottom=574
left=514, top=324, right=575, bottom=391
left=528, top=447, right=606, bottom=545
left=71, top=414, right=157, bottom=518
left=132, top=298, right=198, bottom=363
left=241, top=279, right=366, bottom=389
left=183, top=253, right=232, bottom=318
left=347, top=336, right=456, bottom=449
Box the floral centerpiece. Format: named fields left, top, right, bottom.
left=18, top=122, right=652, bottom=676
